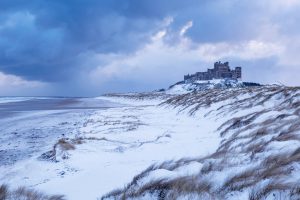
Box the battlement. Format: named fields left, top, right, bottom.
left=184, top=61, right=242, bottom=82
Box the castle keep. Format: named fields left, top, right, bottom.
left=184, top=61, right=242, bottom=82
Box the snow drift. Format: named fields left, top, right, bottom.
left=166, top=79, right=260, bottom=95
left=102, top=86, right=300, bottom=200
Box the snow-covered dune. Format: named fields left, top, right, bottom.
left=167, top=79, right=246, bottom=95
left=1, top=86, right=300, bottom=200
left=102, top=86, right=300, bottom=200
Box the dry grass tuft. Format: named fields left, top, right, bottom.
left=121, top=176, right=214, bottom=200
left=249, top=181, right=291, bottom=200
left=291, top=186, right=300, bottom=199
left=275, top=132, right=300, bottom=142
left=56, top=139, right=75, bottom=151
left=71, top=137, right=85, bottom=145
left=0, top=184, right=65, bottom=200
left=39, top=138, right=76, bottom=162
left=222, top=168, right=259, bottom=192
left=264, top=150, right=300, bottom=169
left=0, top=185, right=8, bottom=200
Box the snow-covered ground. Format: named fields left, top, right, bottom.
left=1, top=86, right=300, bottom=200
left=101, top=86, right=300, bottom=200
left=0, top=96, right=221, bottom=199
left=167, top=79, right=244, bottom=94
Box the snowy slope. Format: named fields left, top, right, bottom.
left=167, top=79, right=246, bottom=94
left=0, top=96, right=220, bottom=199
left=102, top=86, right=300, bottom=200
left=1, top=86, right=300, bottom=200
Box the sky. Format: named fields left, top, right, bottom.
left=0, top=0, right=300, bottom=96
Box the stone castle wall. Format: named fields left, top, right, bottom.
left=184, top=61, right=242, bottom=82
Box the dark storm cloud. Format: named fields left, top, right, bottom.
left=0, top=0, right=184, bottom=81
left=0, top=0, right=254, bottom=82
left=1, top=0, right=300, bottom=96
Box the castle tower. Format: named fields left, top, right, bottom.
left=234, top=67, right=242, bottom=79
left=183, top=61, right=242, bottom=81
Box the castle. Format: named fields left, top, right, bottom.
left=184, top=61, right=242, bottom=82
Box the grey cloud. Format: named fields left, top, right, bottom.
left=0, top=0, right=300, bottom=95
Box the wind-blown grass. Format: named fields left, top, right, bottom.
left=0, top=184, right=65, bottom=200
left=101, top=86, right=300, bottom=200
